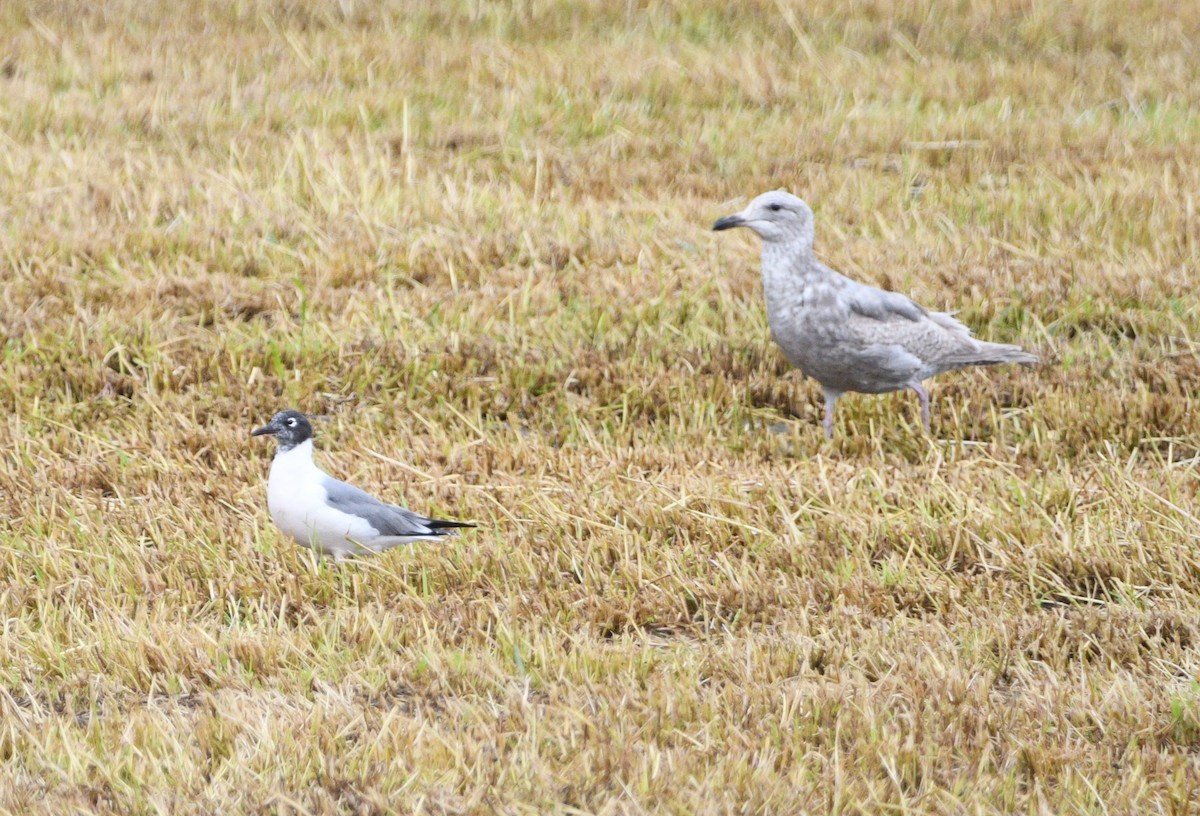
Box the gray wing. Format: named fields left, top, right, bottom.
left=322, top=477, right=461, bottom=537
left=842, top=279, right=927, bottom=323
left=835, top=278, right=1003, bottom=384
left=846, top=311, right=981, bottom=378
left=841, top=279, right=990, bottom=369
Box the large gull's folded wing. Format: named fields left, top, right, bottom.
left=843, top=280, right=927, bottom=323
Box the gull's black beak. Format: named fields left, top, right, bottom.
left=251, top=423, right=277, bottom=437
left=712, top=214, right=745, bottom=231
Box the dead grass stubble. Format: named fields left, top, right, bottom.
left=1, top=0, right=1200, bottom=813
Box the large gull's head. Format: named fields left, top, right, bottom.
left=712, top=191, right=814, bottom=246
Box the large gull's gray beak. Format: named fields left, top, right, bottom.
left=712, top=214, right=745, bottom=231
left=251, top=423, right=277, bottom=437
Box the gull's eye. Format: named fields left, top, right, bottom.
left=767, top=203, right=783, bottom=212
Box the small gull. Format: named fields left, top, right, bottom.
left=713, top=191, right=1037, bottom=438
left=252, top=409, right=474, bottom=560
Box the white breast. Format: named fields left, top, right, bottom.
left=265, top=441, right=379, bottom=557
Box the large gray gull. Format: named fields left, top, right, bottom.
left=713, top=191, right=1037, bottom=438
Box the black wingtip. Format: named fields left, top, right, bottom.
left=427, top=519, right=477, bottom=530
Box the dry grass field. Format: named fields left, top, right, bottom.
left=1, top=0, right=1199, bottom=812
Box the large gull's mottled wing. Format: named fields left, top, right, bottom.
left=839, top=278, right=995, bottom=367
left=842, top=279, right=927, bottom=323
left=848, top=311, right=974, bottom=369
left=322, top=477, right=469, bottom=537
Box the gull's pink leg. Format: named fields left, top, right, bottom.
left=909, top=382, right=930, bottom=431
left=822, top=389, right=841, bottom=439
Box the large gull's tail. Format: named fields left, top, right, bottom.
left=954, top=340, right=1039, bottom=368
left=928, top=311, right=1038, bottom=367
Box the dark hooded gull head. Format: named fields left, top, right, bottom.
left=713, top=190, right=815, bottom=248
left=251, top=409, right=314, bottom=452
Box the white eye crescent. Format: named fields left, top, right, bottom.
left=286, top=418, right=297, bottom=427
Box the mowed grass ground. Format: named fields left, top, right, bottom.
left=1, top=0, right=1199, bottom=812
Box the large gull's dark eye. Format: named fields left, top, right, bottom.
left=767, top=203, right=783, bottom=212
